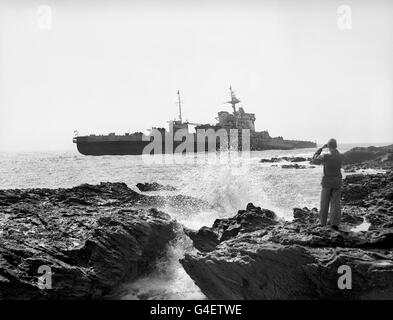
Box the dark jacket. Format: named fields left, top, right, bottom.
left=311, top=149, right=343, bottom=189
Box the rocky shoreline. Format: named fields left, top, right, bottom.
left=180, top=170, right=393, bottom=299
left=1, top=144, right=392, bottom=299
left=180, top=145, right=393, bottom=299
left=0, top=182, right=182, bottom=299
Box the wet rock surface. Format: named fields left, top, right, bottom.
left=260, top=156, right=311, bottom=163
left=0, top=182, right=179, bottom=299
left=259, top=157, right=315, bottom=169
left=181, top=171, right=393, bottom=299
left=341, top=171, right=393, bottom=229
left=281, top=164, right=309, bottom=169
left=185, top=203, right=277, bottom=252
left=136, top=182, right=177, bottom=192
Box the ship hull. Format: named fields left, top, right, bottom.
left=76, top=140, right=150, bottom=156
left=76, top=139, right=316, bottom=156
left=76, top=140, right=220, bottom=156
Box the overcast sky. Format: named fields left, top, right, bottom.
left=0, top=0, right=392, bottom=151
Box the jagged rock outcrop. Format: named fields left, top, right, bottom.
left=281, top=164, right=309, bottom=169
left=343, top=144, right=393, bottom=170
left=341, top=171, right=393, bottom=229
left=259, top=157, right=315, bottom=169
left=185, top=204, right=277, bottom=252
left=259, top=158, right=281, bottom=163
left=136, top=182, right=177, bottom=192
left=0, top=182, right=178, bottom=299
left=181, top=172, right=393, bottom=299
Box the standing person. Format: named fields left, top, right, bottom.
left=311, top=138, right=344, bottom=230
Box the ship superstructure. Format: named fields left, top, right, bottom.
left=217, top=86, right=256, bottom=132
left=73, top=87, right=316, bottom=155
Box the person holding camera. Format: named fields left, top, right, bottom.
left=311, top=138, right=344, bottom=230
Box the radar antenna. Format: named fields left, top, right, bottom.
left=226, top=86, right=240, bottom=114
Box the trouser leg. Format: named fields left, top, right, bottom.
left=329, top=188, right=342, bottom=227
left=319, top=187, right=331, bottom=226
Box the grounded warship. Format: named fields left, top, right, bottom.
left=73, top=88, right=316, bottom=155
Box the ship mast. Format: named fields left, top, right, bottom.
left=227, top=86, right=240, bottom=115
left=177, top=90, right=183, bottom=123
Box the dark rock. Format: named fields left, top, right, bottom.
left=341, top=172, right=393, bottom=212
left=260, top=156, right=311, bottom=164
left=385, top=190, right=393, bottom=201
left=343, top=144, right=393, bottom=170
left=293, top=207, right=319, bottom=224
left=291, top=157, right=307, bottom=162
left=0, top=183, right=177, bottom=299
left=181, top=238, right=393, bottom=299
left=184, top=227, right=219, bottom=253
left=136, top=182, right=177, bottom=192
left=260, top=158, right=281, bottom=163
left=344, top=145, right=393, bottom=164
left=340, top=207, right=365, bottom=225
left=189, top=203, right=277, bottom=252
left=281, top=164, right=307, bottom=169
